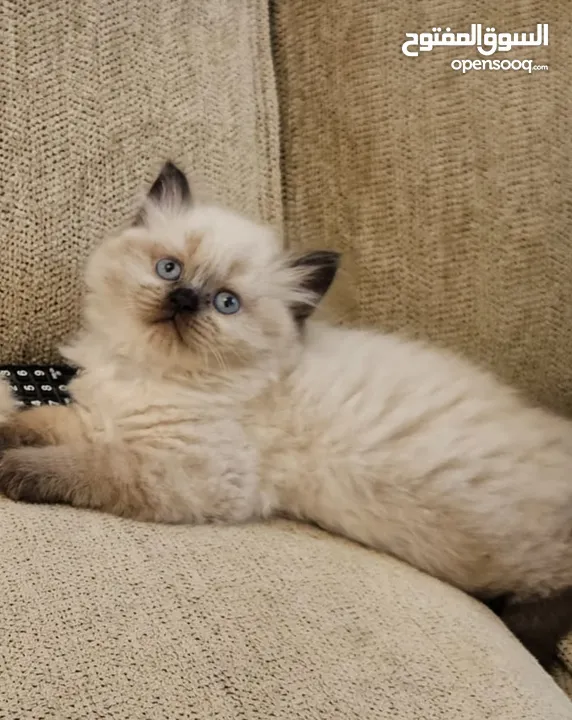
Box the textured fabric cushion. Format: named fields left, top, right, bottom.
left=0, top=0, right=281, bottom=363
left=0, top=504, right=570, bottom=719
left=273, top=0, right=572, bottom=418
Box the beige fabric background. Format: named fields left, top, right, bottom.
left=1, top=0, right=572, bottom=715
left=1, top=503, right=571, bottom=719
left=0, top=0, right=281, bottom=363
left=273, top=0, right=572, bottom=417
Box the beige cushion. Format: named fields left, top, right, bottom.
left=0, top=0, right=281, bottom=363
left=0, top=503, right=570, bottom=719
left=273, top=0, right=572, bottom=418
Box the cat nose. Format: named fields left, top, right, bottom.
left=167, top=287, right=199, bottom=313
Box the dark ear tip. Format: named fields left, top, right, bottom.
left=314, top=250, right=341, bottom=266
left=289, top=249, right=341, bottom=323
left=292, top=250, right=342, bottom=269
left=324, top=251, right=342, bottom=269
left=146, top=161, right=192, bottom=206
left=160, top=160, right=184, bottom=176
left=157, top=161, right=189, bottom=188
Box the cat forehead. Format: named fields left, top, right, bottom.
left=141, top=204, right=280, bottom=269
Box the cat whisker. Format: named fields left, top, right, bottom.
left=191, top=326, right=227, bottom=372
left=151, top=315, right=177, bottom=329
left=193, top=333, right=211, bottom=371
left=212, top=346, right=228, bottom=373
left=169, top=315, right=187, bottom=346
left=226, top=345, right=249, bottom=368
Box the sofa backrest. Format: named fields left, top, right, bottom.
left=0, top=0, right=281, bottom=363
left=273, top=0, right=572, bottom=416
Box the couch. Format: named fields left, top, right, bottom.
left=1, top=1, right=571, bottom=717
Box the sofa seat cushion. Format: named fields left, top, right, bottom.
left=0, top=502, right=570, bottom=719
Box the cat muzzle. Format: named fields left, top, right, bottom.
left=166, top=287, right=200, bottom=315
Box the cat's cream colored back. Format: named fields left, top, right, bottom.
left=248, top=321, right=572, bottom=597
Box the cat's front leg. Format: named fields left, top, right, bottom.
left=0, top=447, right=73, bottom=506
left=0, top=441, right=261, bottom=525
left=0, top=405, right=89, bottom=507
left=0, top=442, right=170, bottom=521
left=0, top=405, right=85, bottom=455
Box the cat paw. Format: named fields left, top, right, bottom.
left=0, top=423, right=45, bottom=456
left=0, top=425, right=22, bottom=455
left=0, top=450, right=56, bottom=504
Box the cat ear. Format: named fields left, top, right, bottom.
left=134, top=162, right=192, bottom=225
left=289, top=251, right=341, bottom=322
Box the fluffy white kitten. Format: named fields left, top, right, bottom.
left=1, top=163, right=571, bottom=668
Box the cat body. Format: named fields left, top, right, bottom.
left=1, top=163, right=571, bottom=667
left=250, top=322, right=572, bottom=600
left=24, top=316, right=572, bottom=600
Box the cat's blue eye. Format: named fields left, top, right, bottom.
left=156, top=258, right=182, bottom=281
left=213, top=291, right=241, bottom=315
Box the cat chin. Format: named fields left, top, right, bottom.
left=63, top=320, right=270, bottom=385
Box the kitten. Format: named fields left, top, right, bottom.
left=1, top=162, right=572, bottom=669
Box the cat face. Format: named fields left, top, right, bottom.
left=82, top=163, right=339, bottom=375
